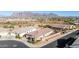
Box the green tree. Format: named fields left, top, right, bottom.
left=16, top=34, right=21, bottom=39
left=64, top=19, right=74, bottom=24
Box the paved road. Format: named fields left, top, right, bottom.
left=0, top=40, right=29, bottom=48
left=42, top=40, right=57, bottom=48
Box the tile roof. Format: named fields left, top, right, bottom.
left=27, top=28, right=54, bottom=38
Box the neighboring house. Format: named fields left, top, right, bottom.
left=13, top=26, right=38, bottom=37
left=24, top=28, right=54, bottom=43
left=74, top=20, right=79, bottom=25
left=49, top=24, right=76, bottom=30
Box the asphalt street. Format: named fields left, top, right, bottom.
left=0, top=40, right=29, bottom=48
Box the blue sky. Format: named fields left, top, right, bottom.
left=33, top=11, right=79, bottom=16
left=0, top=11, right=79, bottom=16
left=0, top=11, right=12, bottom=16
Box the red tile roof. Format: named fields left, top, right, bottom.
left=27, top=28, right=53, bottom=38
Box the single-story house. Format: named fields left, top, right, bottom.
left=13, top=26, right=38, bottom=37
left=49, top=24, right=76, bottom=30
left=24, top=28, right=54, bottom=43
